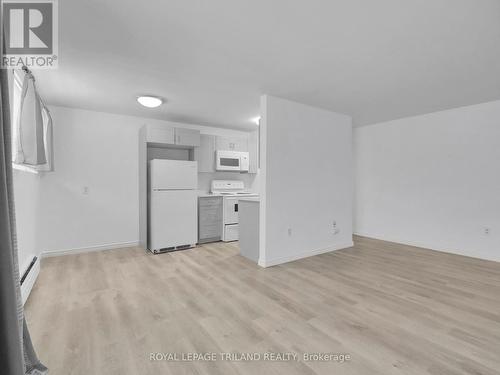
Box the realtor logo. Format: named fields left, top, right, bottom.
left=2, top=0, right=58, bottom=69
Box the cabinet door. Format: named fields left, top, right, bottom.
left=216, top=136, right=248, bottom=151
left=146, top=126, right=175, bottom=144
left=215, top=136, right=231, bottom=150
left=248, top=129, right=259, bottom=174
left=175, top=128, right=200, bottom=147
left=233, top=137, right=248, bottom=152
left=194, top=134, right=216, bottom=173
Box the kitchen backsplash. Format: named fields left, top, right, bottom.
left=198, top=171, right=258, bottom=193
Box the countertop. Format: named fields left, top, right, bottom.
left=197, top=191, right=259, bottom=199
left=238, top=197, right=260, bottom=202
left=197, top=192, right=220, bottom=198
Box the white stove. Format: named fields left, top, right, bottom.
left=211, top=180, right=258, bottom=242
left=210, top=180, right=256, bottom=196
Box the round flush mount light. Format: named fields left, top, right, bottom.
left=137, top=95, right=164, bottom=108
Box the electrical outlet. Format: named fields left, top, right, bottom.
left=83, top=186, right=89, bottom=195
left=332, top=220, right=338, bottom=234
left=288, top=228, right=292, bottom=236
left=484, top=227, right=490, bottom=235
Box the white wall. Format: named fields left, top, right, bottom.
left=354, top=100, right=500, bottom=262
left=16, top=106, right=255, bottom=255
left=37, top=106, right=141, bottom=254
left=259, top=95, right=353, bottom=266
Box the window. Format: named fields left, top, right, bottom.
left=11, top=69, right=54, bottom=173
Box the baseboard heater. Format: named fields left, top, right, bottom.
left=20, top=256, right=40, bottom=305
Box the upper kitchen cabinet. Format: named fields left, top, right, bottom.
left=175, top=128, right=201, bottom=147
left=248, top=129, right=259, bottom=174
left=216, top=136, right=248, bottom=152
left=145, top=125, right=200, bottom=147
left=146, top=126, right=175, bottom=144
left=194, top=134, right=216, bottom=173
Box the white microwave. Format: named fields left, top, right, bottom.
left=215, top=150, right=249, bottom=172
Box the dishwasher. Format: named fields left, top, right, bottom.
left=198, top=196, right=223, bottom=243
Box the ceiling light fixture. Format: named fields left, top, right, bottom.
left=137, top=95, right=164, bottom=108
left=252, top=116, right=261, bottom=125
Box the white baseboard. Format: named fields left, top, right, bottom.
left=258, top=240, right=354, bottom=268
left=41, top=241, right=140, bottom=258
left=21, top=257, right=40, bottom=305
left=354, top=232, right=500, bottom=263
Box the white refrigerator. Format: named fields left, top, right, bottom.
left=148, top=159, right=198, bottom=253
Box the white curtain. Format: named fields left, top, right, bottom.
left=12, top=70, right=54, bottom=172
left=1, top=65, right=48, bottom=375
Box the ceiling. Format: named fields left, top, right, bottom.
left=35, top=0, right=500, bottom=129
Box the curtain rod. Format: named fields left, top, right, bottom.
left=21, top=66, right=32, bottom=75
left=21, top=66, right=36, bottom=81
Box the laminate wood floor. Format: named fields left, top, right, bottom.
left=25, top=236, right=500, bottom=375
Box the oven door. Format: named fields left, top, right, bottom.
left=216, top=151, right=241, bottom=171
